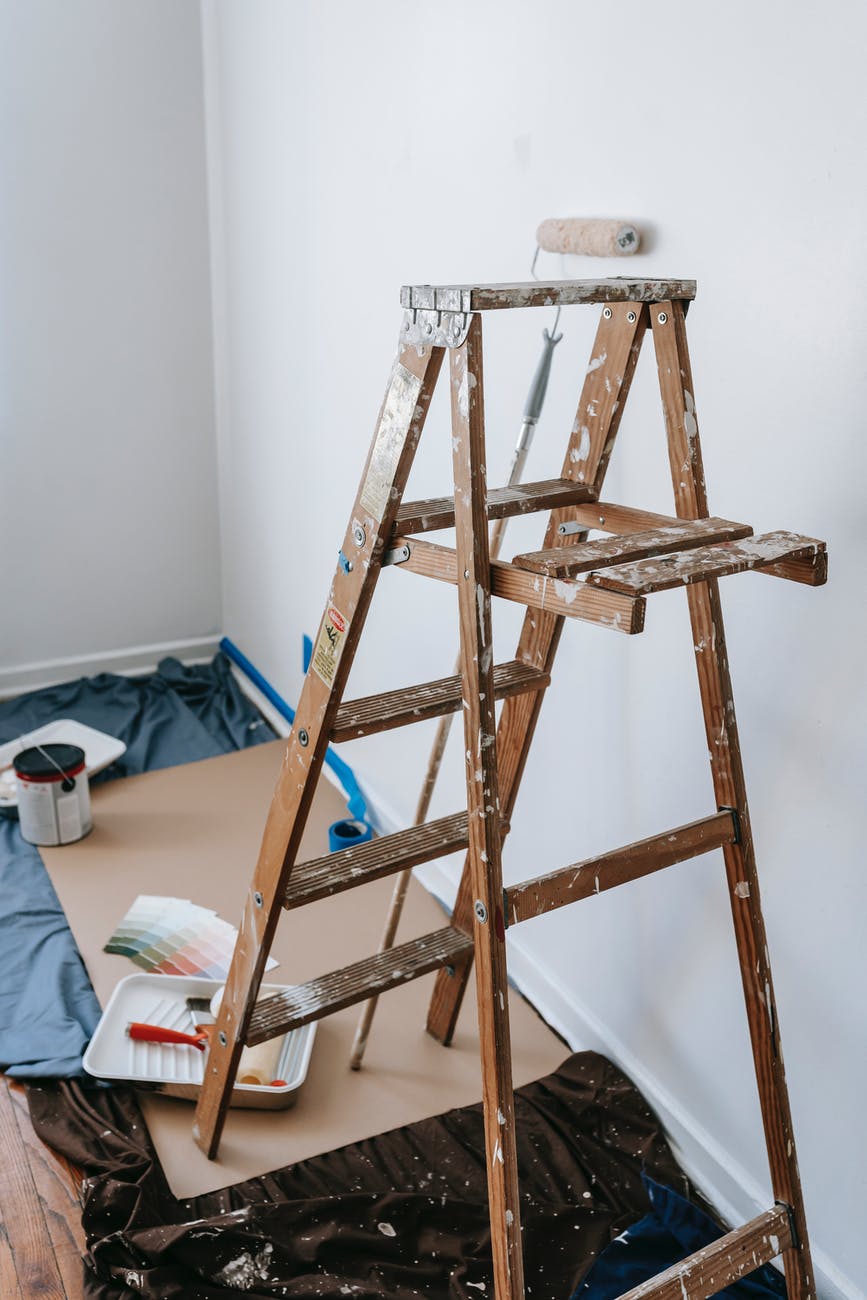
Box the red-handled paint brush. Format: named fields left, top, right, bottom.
left=126, top=1022, right=210, bottom=1051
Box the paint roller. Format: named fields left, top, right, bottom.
left=536, top=216, right=640, bottom=259
left=207, top=987, right=287, bottom=1087
left=348, top=215, right=642, bottom=1071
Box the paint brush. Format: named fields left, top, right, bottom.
left=186, top=996, right=215, bottom=1032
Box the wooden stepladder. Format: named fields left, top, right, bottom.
left=194, top=279, right=826, bottom=1300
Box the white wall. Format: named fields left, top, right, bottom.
left=203, top=3, right=865, bottom=1294
left=0, top=0, right=221, bottom=689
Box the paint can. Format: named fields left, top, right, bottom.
left=328, top=818, right=373, bottom=854
left=13, top=743, right=92, bottom=846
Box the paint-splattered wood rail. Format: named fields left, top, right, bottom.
left=587, top=531, right=827, bottom=596
left=513, top=518, right=754, bottom=579
left=394, top=478, right=597, bottom=536
left=615, top=1204, right=792, bottom=1300
left=284, top=811, right=473, bottom=908
left=246, top=927, right=473, bottom=1045
left=391, top=536, right=644, bottom=634
left=400, top=279, right=697, bottom=312
left=332, top=660, right=549, bottom=742
left=506, top=811, right=737, bottom=925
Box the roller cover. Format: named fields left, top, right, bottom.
left=537, top=217, right=640, bottom=257
left=236, top=1036, right=285, bottom=1086
left=210, top=985, right=286, bottom=1085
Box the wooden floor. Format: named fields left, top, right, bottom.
left=0, top=1074, right=85, bottom=1299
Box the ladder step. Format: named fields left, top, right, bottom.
left=587, top=530, right=827, bottom=595
left=395, top=477, right=597, bottom=536
left=615, top=1204, right=792, bottom=1300
left=506, top=811, right=736, bottom=925
left=332, top=660, right=550, bottom=742
left=247, top=927, right=474, bottom=1044
left=512, top=517, right=754, bottom=579
left=284, top=811, right=470, bottom=908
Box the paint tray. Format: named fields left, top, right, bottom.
left=84, top=974, right=316, bottom=1110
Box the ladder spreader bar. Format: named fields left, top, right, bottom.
left=506, top=811, right=736, bottom=926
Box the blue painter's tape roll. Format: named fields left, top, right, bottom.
left=328, top=818, right=374, bottom=854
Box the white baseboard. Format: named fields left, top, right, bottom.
left=0, top=636, right=222, bottom=700
left=356, top=776, right=858, bottom=1300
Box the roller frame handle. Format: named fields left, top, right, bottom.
left=523, top=327, right=563, bottom=426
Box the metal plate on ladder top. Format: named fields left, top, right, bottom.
left=359, top=363, right=423, bottom=522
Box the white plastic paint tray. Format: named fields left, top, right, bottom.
left=0, top=719, right=127, bottom=808
left=83, top=974, right=316, bottom=1110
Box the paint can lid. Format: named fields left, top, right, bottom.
left=14, top=743, right=86, bottom=781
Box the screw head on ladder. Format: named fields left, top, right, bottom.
left=474, top=899, right=488, bottom=924
left=298, top=729, right=309, bottom=747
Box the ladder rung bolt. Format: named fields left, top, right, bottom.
left=603, top=307, right=612, bottom=319
left=627, top=310, right=637, bottom=323
left=218, top=1031, right=227, bottom=1047
left=253, top=892, right=263, bottom=908
left=298, top=729, right=309, bottom=747
left=474, top=899, right=488, bottom=924
left=352, top=522, right=366, bottom=548
left=657, top=310, right=668, bottom=324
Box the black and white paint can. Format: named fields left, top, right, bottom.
left=14, top=743, right=92, bottom=846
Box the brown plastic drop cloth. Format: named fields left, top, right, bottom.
left=28, top=1051, right=696, bottom=1299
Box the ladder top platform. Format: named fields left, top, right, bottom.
left=400, top=278, right=697, bottom=313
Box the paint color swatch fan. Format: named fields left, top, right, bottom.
left=104, top=894, right=278, bottom=980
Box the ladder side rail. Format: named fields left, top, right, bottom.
left=427, top=302, right=649, bottom=1043
left=651, top=300, right=816, bottom=1300
left=193, top=343, right=445, bottom=1158
left=450, top=315, right=525, bottom=1300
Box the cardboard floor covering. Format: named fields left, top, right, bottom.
left=42, top=741, right=568, bottom=1198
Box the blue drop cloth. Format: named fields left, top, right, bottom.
left=572, top=1175, right=786, bottom=1300
left=0, top=654, right=275, bottom=1078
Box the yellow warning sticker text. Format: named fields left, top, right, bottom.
left=311, top=605, right=348, bottom=688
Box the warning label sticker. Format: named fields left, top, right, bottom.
left=311, top=605, right=348, bottom=688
